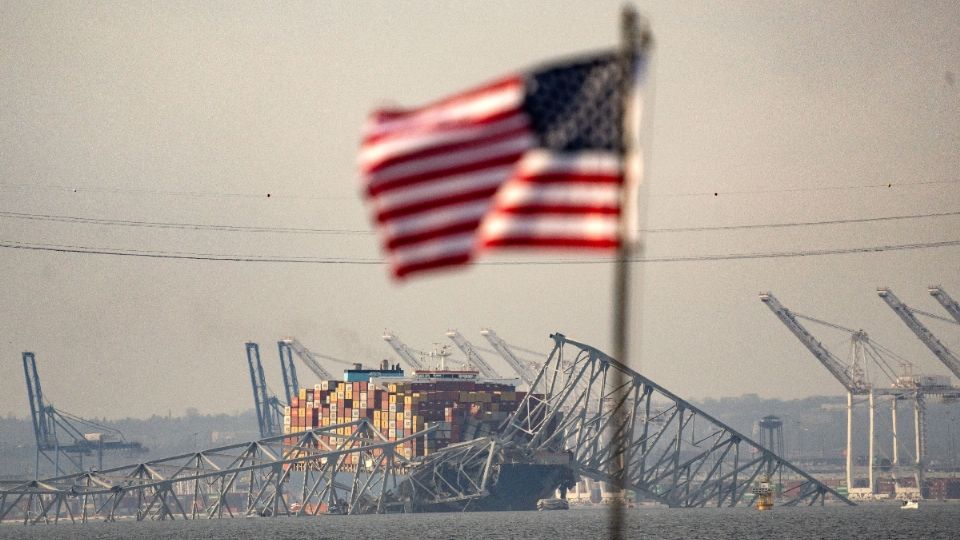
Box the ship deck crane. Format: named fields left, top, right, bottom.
left=877, top=288, right=960, bottom=381
left=445, top=330, right=501, bottom=378
left=382, top=332, right=426, bottom=371
left=22, top=352, right=146, bottom=479
left=479, top=328, right=537, bottom=386
left=245, top=343, right=284, bottom=438
left=928, top=286, right=960, bottom=325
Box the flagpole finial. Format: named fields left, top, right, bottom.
left=621, top=5, right=654, bottom=53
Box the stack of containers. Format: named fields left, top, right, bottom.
left=282, top=378, right=533, bottom=460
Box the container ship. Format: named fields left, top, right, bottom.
left=280, top=360, right=576, bottom=512
left=282, top=360, right=527, bottom=461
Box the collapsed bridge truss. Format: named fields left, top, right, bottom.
left=2, top=333, right=852, bottom=525
left=0, top=419, right=431, bottom=524
left=501, top=334, right=853, bottom=507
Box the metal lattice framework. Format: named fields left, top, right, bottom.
left=0, top=419, right=431, bottom=524
left=404, top=437, right=501, bottom=509
left=5, top=333, right=856, bottom=525
left=502, top=334, right=854, bottom=507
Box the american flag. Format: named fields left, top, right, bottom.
left=360, top=53, right=640, bottom=279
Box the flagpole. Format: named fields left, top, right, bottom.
left=610, top=6, right=650, bottom=539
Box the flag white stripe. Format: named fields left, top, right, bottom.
left=382, top=199, right=493, bottom=239
left=480, top=214, right=620, bottom=240
left=373, top=167, right=512, bottom=216
left=367, top=133, right=534, bottom=187
left=359, top=113, right=528, bottom=171
left=365, top=83, right=524, bottom=139
left=389, top=232, right=477, bottom=268
left=516, top=149, right=622, bottom=177
left=495, top=183, right=621, bottom=208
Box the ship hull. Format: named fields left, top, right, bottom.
left=413, top=463, right=569, bottom=512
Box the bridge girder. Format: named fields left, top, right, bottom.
left=501, top=333, right=853, bottom=508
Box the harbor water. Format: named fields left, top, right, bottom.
left=1, top=502, right=957, bottom=540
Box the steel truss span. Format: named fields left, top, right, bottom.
left=501, top=334, right=854, bottom=508
left=0, top=419, right=431, bottom=524
left=3, top=333, right=852, bottom=525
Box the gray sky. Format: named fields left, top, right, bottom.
left=2, top=1, right=959, bottom=420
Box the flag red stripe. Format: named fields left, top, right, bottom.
left=363, top=77, right=522, bottom=144
left=376, top=186, right=500, bottom=222
left=363, top=121, right=529, bottom=176
left=366, top=150, right=528, bottom=197
left=393, top=253, right=473, bottom=279
left=481, top=237, right=619, bottom=249
left=361, top=108, right=525, bottom=151
left=368, top=77, right=521, bottom=123
left=493, top=205, right=621, bottom=216
left=385, top=219, right=483, bottom=249
left=515, top=172, right=622, bottom=185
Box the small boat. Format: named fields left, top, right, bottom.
left=537, top=498, right=570, bottom=511
left=900, top=499, right=919, bottom=510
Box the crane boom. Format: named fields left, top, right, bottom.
left=479, top=328, right=537, bottom=386
left=759, top=292, right=867, bottom=393
left=382, top=332, right=426, bottom=370
left=445, top=330, right=501, bottom=378
left=22, top=352, right=54, bottom=448
left=280, top=337, right=334, bottom=380
left=245, top=343, right=282, bottom=438
left=929, top=286, right=960, bottom=325
left=277, top=341, right=300, bottom=405
left=877, top=288, right=960, bottom=380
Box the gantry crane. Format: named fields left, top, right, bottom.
left=245, top=343, right=284, bottom=438
left=759, top=293, right=925, bottom=497
left=479, top=328, right=538, bottom=386
left=279, top=337, right=356, bottom=385
left=759, top=293, right=870, bottom=393
left=877, top=288, right=960, bottom=381
left=277, top=341, right=300, bottom=406
left=928, top=286, right=960, bottom=325
left=279, top=337, right=334, bottom=381
left=445, top=330, right=501, bottom=378
left=382, top=331, right=426, bottom=371
left=22, top=352, right=146, bottom=479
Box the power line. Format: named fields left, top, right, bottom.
left=2, top=238, right=957, bottom=265
left=2, top=177, right=957, bottom=201
left=644, top=210, right=960, bottom=233
left=655, top=179, right=960, bottom=198
left=2, top=209, right=957, bottom=236
left=0, top=182, right=354, bottom=201
left=0, top=210, right=373, bottom=235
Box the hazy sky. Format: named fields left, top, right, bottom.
left=2, top=1, right=958, bottom=420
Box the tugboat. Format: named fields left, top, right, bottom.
left=752, top=474, right=774, bottom=511
left=900, top=499, right=919, bottom=510
left=537, top=498, right=570, bottom=511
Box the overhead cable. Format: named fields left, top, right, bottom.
left=1, top=238, right=958, bottom=265
left=2, top=209, right=957, bottom=236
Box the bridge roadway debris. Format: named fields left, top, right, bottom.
left=1, top=334, right=851, bottom=524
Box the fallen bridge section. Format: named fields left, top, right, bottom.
left=0, top=418, right=432, bottom=524
left=501, top=333, right=855, bottom=508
